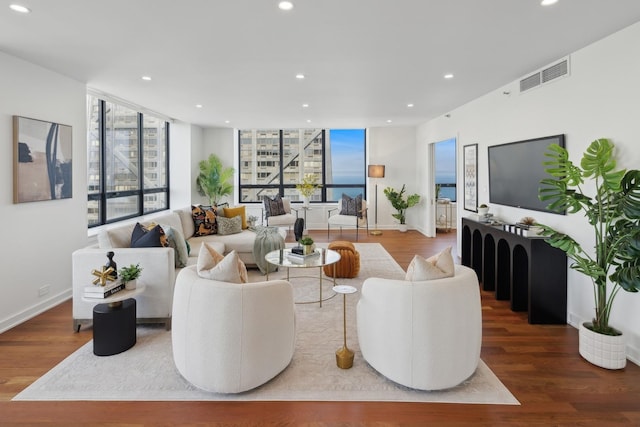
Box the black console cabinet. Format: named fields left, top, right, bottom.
left=461, top=217, right=567, bottom=324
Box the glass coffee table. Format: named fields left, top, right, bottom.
left=265, top=247, right=341, bottom=307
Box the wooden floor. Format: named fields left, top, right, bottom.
left=1, top=229, right=640, bottom=426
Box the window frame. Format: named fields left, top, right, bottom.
left=237, top=129, right=367, bottom=204
left=87, top=96, right=170, bottom=228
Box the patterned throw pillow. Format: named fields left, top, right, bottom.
left=263, top=194, right=286, bottom=217
left=130, top=223, right=169, bottom=248
left=191, top=205, right=218, bottom=236
left=217, top=215, right=242, bottom=235
left=340, top=193, right=363, bottom=217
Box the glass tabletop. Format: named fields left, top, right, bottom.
left=265, top=247, right=341, bottom=268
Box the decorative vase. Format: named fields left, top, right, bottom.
left=398, top=224, right=408, bottom=233
left=478, top=206, right=489, bottom=216
left=579, top=322, right=626, bottom=370
left=303, top=244, right=315, bottom=255
left=125, top=279, right=137, bottom=290
left=302, top=196, right=310, bottom=208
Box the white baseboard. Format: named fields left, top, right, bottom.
left=0, top=289, right=72, bottom=334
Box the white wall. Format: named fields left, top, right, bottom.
left=169, top=122, right=201, bottom=208
left=417, top=22, right=640, bottom=364
left=0, top=52, right=88, bottom=332
left=368, top=127, right=419, bottom=231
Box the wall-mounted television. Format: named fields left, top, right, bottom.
left=488, top=134, right=565, bottom=214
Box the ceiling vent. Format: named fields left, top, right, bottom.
left=520, top=57, right=570, bottom=93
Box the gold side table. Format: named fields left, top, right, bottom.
left=333, top=284, right=358, bottom=369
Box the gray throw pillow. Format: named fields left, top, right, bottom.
left=340, top=193, right=363, bottom=217
left=217, top=215, right=242, bottom=235
left=263, top=194, right=286, bottom=217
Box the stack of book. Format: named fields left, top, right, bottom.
left=287, top=249, right=320, bottom=264
left=84, top=280, right=125, bottom=299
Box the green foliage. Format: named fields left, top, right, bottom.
left=296, top=174, right=321, bottom=198
left=196, top=154, right=235, bottom=205
left=119, top=263, right=142, bottom=282
left=299, top=236, right=314, bottom=245
left=383, top=185, right=421, bottom=224
left=538, top=138, right=640, bottom=335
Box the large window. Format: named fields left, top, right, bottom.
left=238, top=129, right=366, bottom=203
left=87, top=95, right=169, bottom=227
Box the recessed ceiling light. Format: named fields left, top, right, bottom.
left=302, top=103, right=309, bottom=108
left=444, top=73, right=454, bottom=79
left=407, top=103, right=414, bottom=108
left=195, top=104, right=203, bottom=108
left=141, top=76, right=152, bottom=81
left=295, top=73, right=305, bottom=80
left=386, top=120, right=393, bottom=123
left=306, top=119, right=311, bottom=123
left=9, top=4, right=31, bottom=13
left=278, top=1, right=294, bottom=11
left=541, top=0, right=558, bottom=6
left=224, top=120, right=230, bottom=124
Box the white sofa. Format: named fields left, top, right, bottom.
left=72, top=206, right=286, bottom=331
left=172, top=266, right=296, bottom=393
left=356, top=264, right=482, bottom=390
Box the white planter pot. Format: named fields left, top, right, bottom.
left=125, top=279, right=137, bottom=290
left=302, top=196, right=310, bottom=208
left=398, top=224, right=408, bottom=232
left=579, top=322, right=626, bottom=370
left=477, top=207, right=489, bottom=216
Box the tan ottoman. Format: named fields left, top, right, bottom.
left=324, top=241, right=360, bottom=278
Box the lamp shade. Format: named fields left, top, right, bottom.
left=368, top=165, right=385, bottom=178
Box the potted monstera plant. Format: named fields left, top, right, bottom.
left=538, top=138, right=640, bottom=369
left=383, top=185, right=420, bottom=232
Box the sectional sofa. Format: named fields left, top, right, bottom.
left=72, top=206, right=286, bottom=331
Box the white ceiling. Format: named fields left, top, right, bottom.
left=2, top=0, right=640, bottom=129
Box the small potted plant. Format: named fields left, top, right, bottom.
left=247, top=214, right=258, bottom=227
left=299, top=236, right=315, bottom=255
left=383, top=185, right=421, bottom=232
left=477, top=204, right=490, bottom=216
left=296, top=174, right=320, bottom=207
left=119, top=263, right=143, bottom=290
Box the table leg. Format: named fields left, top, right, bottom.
left=319, top=267, right=323, bottom=307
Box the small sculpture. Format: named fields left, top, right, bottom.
left=105, top=251, right=117, bottom=279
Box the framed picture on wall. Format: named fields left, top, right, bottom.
left=463, top=143, right=478, bottom=212
left=13, top=116, right=73, bottom=203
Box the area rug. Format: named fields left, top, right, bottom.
left=14, top=243, right=519, bottom=405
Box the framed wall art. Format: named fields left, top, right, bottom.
left=13, top=115, right=72, bottom=203
left=463, top=143, right=478, bottom=212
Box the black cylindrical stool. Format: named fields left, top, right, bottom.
left=93, top=299, right=136, bottom=356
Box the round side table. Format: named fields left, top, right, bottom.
left=333, top=284, right=358, bottom=369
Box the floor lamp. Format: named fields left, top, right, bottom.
left=368, top=164, right=385, bottom=236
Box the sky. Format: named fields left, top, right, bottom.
left=329, top=129, right=365, bottom=183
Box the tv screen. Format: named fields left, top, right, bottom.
left=488, top=134, right=565, bottom=214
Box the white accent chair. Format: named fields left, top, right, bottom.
left=172, top=266, right=296, bottom=393
left=327, top=198, right=368, bottom=241
left=356, top=265, right=482, bottom=390
left=263, top=197, right=298, bottom=232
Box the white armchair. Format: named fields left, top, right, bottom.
left=327, top=198, right=368, bottom=241
left=262, top=197, right=298, bottom=231
left=171, top=266, right=296, bottom=393
left=356, top=265, right=482, bottom=390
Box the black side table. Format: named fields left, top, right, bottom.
left=93, top=299, right=136, bottom=356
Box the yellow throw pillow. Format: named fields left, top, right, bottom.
left=196, top=243, right=248, bottom=284
left=223, top=205, right=247, bottom=229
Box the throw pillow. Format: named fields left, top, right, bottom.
left=196, top=243, right=248, bottom=284
left=340, top=193, right=363, bottom=217
left=130, top=223, right=168, bottom=248
left=405, top=247, right=455, bottom=281
left=217, top=215, right=242, bottom=235
left=191, top=205, right=218, bottom=236
left=263, top=194, right=286, bottom=217
left=158, top=224, right=189, bottom=268
left=223, top=205, right=247, bottom=229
